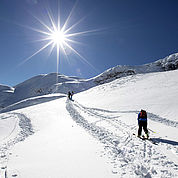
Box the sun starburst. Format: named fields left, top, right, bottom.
left=19, top=2, right=102, bottom=91
left=50, top=30, right=66, bottom=45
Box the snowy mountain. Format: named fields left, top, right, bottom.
left=0, top=52, right=178, bottom=111
left=0, top=85, right=14, bottom=109
left=0, top=73, right=91, bottom=110
left=94, top=52, right=178, bottom=84
left=0, top=52, right=178, bottom=177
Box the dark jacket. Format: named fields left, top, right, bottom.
left=138, top=110, right=147, bottom=123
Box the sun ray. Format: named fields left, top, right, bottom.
left=66, top=28, right=102, bottom=37
left=64, top=38, right=84, bottom=45
left=47, top=10, right=57, bottom=32
left=61, top=0, right=78, bottom=33
left=56, top=43, right=60, bottom=91
left=47, top=42, right=56, bottom=58
left=63, top=15, right=86, bottom=34
left=57, top=0, right=61, bottom=33
left=19, top=41, right=53, bottom=66
left=17, top=23, right=52, bottom=36
left=28, top=37, right=53, bottom=43
left=29, top=12, right=54, bottom=33
left=63, top=41, right=98, bottom=72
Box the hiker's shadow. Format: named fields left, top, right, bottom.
left=152, top=138, right=178, bottom=146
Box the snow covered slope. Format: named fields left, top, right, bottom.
left=94, top=52, right=178, bottom=84
left=0, top=73, right=93, bottom=109
left=0, top=68, right=178, bottom=177
left=0, top=85, right=14, bottom=109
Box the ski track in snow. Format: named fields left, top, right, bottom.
left=66, top=99, right=178, bottom=177
left=0, top=113, right=34, bottom=178
left=77, top=102, right=178, bottom=128
left=74, top=101, right=178, bottom=129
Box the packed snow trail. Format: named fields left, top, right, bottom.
left=0, top=113, right=34, bottom=178
left=66, top=99, right=178, bottom=177
left=6, top=98, right=120, bottom=178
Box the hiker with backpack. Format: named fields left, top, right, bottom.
left=137, top=109, right=149, bottom=138
left=71, top=91, right=74, bottom=100
left=68, top=91, right=72, bottom=100
left=68, top=91, right=74, bottom=100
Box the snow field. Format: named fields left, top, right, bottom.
left=6, top=98, right=116, bottom=178
left=0, top=112, right=33, bottom=178
left=0, top=69, right=178, bottom=177
left=67, top=99, right=178, bottom=177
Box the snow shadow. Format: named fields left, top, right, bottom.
left=148, top=112, right=178, bottom=128
left=0, top=95, right=65, bottom=113
left=151, top=138, right=178, bottom=146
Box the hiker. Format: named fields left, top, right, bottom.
left=137, top=109, right=149, bottom=138
left=68, top=91, right=71, bottom=100
left=71, top=91, right=74, bottom=100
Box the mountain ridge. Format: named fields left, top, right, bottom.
left=0, top=52, right=178, bottom=109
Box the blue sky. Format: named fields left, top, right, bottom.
left=0, top=0, right=178, bottom=86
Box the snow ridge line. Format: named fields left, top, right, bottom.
left=66, top=100, right=178, bottom=177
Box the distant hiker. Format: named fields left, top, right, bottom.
left=71, top=91, right=74, bottom=100
left=68, top=91, right=71, bottom=100
left=137, top=109, right=149, bottom=138
left=68, top=91, right=74, bottom=100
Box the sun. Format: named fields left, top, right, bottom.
left=19, top=1, right=100, bottom=84
left=50, top=30, right=66, bottom=46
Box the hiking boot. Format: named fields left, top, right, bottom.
left=146, top=133, right=149, bottom=139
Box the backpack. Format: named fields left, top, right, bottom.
left=140, top=110, right=147, bottom=118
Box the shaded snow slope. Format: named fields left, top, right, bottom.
left=0, top=85, right=14, bottom=109
left=0, top=73, right=94, bottom=109
left=0, top=69, right=178, bottom=177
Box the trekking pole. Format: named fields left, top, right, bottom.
left=5, top=169, right=7, bottom=178
left=148, top=128, right=156, bottom=133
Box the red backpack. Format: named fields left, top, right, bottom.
left=140, top=110, right=147, bottom=118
